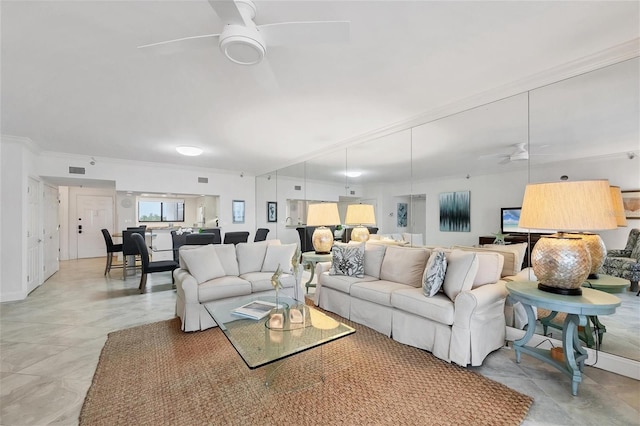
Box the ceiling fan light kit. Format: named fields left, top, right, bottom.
left=219, top=25, right=266, bottom=65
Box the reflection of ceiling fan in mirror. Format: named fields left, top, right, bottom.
left=138, top=0, right=350, bottom=66
left=479, top=143, right=550, bottom=164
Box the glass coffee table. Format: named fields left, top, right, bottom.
left=203, top=294, right=354, bottom=387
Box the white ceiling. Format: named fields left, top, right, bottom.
left=2, top=1, right=639, bottom=177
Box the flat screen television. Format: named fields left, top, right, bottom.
left=501, top=207, right=554, bottom=234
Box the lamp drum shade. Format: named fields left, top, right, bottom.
left=610, top=186, right=627, bottom=227
left=519, top=180, right=617, bottom=231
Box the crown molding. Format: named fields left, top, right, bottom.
left=278, top=38, right=640, bottom=171
left=38, top=150, right=253, bottom=178
left=0, top=134, right=41, bottom=154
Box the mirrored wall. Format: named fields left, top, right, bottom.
left=256, top=57, right=639, bottom=363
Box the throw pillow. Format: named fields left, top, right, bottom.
left=472, top=252, right=504, bottom=288
left=262, top=244, right=297, bottom=273
left=179, top=244, right=226, bottom=284
left=379, top=246, right=430, bottom=287
left=422, top=250, right=447, bottom=297
left=364, top=243, right=386, bottom=279
left=329, top=242, right=365, bottom=278
left=236, top=240, right=274, bottom=275
left=442, top=250, right=479, bottom=301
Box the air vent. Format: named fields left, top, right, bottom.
left=69, top=166, right=85, bottom=175
left=198, top=177, right=208, bottom=183
left=294, top=185, right=302, bottom=191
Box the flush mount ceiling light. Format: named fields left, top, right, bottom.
left=345, top=171, right=362, bottom=178
left=176, top=146, right=203, bottom=156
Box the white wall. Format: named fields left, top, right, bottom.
left=1, top=138, right=38, bottom=301
left=363, top=155, right=639, bottom=249
left=37, top=152, right=255, bottom=235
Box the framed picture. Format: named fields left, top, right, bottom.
left=232, top=200, right=245, bottom=224
left=439, top=191, right=471, bottom=232
left=267, top=201, right=277, bottom=223
left=397, top=203, right=408, bottom=227
left=621, top=190, right=640, bottom=219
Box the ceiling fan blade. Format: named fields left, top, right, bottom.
left=137, top=33, right=220, bottom=49
left=498, top=157, right=511, bottom=165
left=258, top=21, right=350, bottom=46
left=250, top=57, right=280, bottom=95
left=208, top=0, right=247, bottom=25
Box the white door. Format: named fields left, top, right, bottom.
left=77, top=195, right=114, bottom=258
left=43, top=184, right=60, bottom=281
left=27, top=177, right=41, bottom=293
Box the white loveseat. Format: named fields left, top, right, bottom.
left=173, top=240, right=303, bottom=332
left=314, top=243, right=510, bottom=366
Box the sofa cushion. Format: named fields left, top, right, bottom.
left=364, top=243, right=386, bottom=279
left=483, top=243, right=527, bottom=274
left=442, top=250, right=479, bottom=301
left=241, top=272, right=296, bottom=292
left=197, top=276, right=252, bottom=303
left=453, top=245, right=519, bottom=277
left=350, top=280, right=412, bottom=307
left=472, top=252, right=504, bottom=288
left=391, top=287, right=455, bottom=325
left=379, top=246, right=430, bottom=287
left=262, top=243, right=297, bottom=273
left=330, top=242, right=365, bottom=278
left=320, top=272, right=377, bottom=294
left=236, top=241, right=274, bottom=275
left=211, top=244, right=239, bottom=276
left=423, top=250, right=447, bottom=297
left=179, top=244, right=226, bottom=284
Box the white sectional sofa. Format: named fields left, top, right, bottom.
left=173, top=240, right=302, bottom=332
left=314, top=242, right=512, bottom=366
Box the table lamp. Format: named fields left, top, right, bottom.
left=519, top=180, right=617, bottom=295
left=568, top=185, right=627, bottom=280
left=345, top=204, right=376, bottom=242
left=306, top=202, right=340, bottom=254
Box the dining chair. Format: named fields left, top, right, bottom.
left=185, top=233, right=217, bottom=245
left=122, top=229, right=145, bottom=279
left=223, top=231, right=250, bottom=245
left=171, top=231, right=189, bottom=263
left=254, top=228, right=269, bottom=242
left=198, top=228, right=222, bottom=244
left=101, top=229, right=123, bottom=275
left=131, top=233, right=179, bottom=293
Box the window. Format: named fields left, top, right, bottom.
left=138, top=200, right=185, bottom=222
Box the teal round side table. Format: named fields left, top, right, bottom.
left=506, top=281, right=620, bottom=396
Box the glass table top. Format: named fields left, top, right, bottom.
left=203, top=295, right=355, bottom=369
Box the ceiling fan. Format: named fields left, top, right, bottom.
left=138, top=0, right=350, bottom=66
left=478, top=143, right=550, bottom=164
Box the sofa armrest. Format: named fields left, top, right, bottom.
left=174, top=268, right=199, bottom=303
left=450, top=281, right=508, bottom=366
left=316, top=261, right=331, bottom=275
left=312, top=261, right=332, bottom=305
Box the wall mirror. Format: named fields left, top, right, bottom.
left=528, top=57, right=640, bottom=362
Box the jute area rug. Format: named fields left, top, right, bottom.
left=80, top=313, right=532, bottom=425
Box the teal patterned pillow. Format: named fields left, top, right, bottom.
left=329, top=242, right=365, bottom=278
left=423, top=251, right=447, bottom=297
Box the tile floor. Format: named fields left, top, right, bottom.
left=1, top=257, right=638, bottom=425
